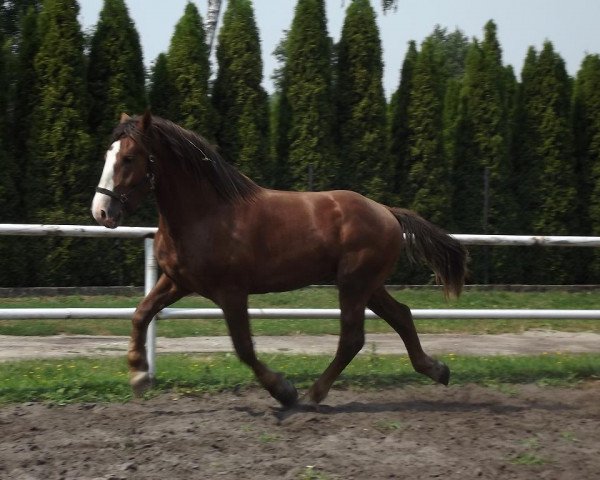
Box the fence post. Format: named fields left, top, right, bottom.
left=144, top=238, right=158, bottom=378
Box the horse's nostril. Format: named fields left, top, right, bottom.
left=100, top=209, right=107, bottom=220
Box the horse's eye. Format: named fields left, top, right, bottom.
left=123, top=155, right=134, bottom=164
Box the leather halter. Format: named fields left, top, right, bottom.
left=95, top=155, right=156, bottom=205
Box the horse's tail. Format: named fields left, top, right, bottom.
left=388, top=207, right=468, bottom=298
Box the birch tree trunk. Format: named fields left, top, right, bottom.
left=205, top=0, right=223, bottom=53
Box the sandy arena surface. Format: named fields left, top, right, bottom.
left=1, top=383, right=599, bottom=479
left=1, top=332, right=599, bottom=479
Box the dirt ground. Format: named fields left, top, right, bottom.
left=1, top=330, right=600, bottom=361
left=1, top=383, right=599, bottom=480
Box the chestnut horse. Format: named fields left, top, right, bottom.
left=91, top=112, right=467, bottom=407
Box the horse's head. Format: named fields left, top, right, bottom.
left=91, top=112, right=155, bottom=228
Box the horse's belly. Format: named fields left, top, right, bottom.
left=248, top=244, right=337, bottom=293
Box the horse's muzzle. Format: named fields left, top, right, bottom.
left=99, top=209, right=122, bottom=229
left=91, top=193, right=123, bottom=229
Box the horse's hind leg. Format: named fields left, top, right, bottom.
left=128, top=274, right=188, bottom=395
left=218, top=292, right=298, bottom=407
left=368, top=287, right=449, bottom=385
left=305, top=288, right=367, bottom=405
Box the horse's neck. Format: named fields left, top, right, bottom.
left=153, top=161, right=220, bottom=230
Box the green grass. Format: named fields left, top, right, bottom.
left=2, top=287, right=600, bottom=309
left=1, top=352, right=598, bottom=404
left=509, top=437, right=549, bottom=466
left=299, top=466, right=331, bottom=480
left=0, top=288, right=599, bottom=336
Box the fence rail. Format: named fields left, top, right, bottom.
left=0, top=224, right=155, bottom=238
left=3, top=307, right=600, bottom=320
left=1, top=223, right=600, bottom=375
left=3, top=224, right=600, bottom=246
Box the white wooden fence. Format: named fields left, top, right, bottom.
left=1, top=224, right=600, bottom=375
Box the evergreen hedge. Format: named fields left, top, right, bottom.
left=0, top=1, right=598, bottom=286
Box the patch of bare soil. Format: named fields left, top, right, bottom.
left=1, top=383, right=599, bottom=480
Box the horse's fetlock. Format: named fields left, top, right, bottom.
left=307, top=385, right=328, bottom=405
left=128, top=350, right=148, bottom=371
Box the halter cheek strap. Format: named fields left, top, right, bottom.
left=95, top=155, right=156, bottom=206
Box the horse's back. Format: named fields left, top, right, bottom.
left=260, top=188, right=398, bottom=242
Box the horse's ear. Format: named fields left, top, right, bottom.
left=141, top=109, right=153, bottom=133
left=120, top=113, right=131, bottom=123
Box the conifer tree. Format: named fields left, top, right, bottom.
left=148, top=53, right=173, bottom=118
left=426, top=26, right=469, bottom=80
left=86, top=0, right=150, bottom=285
left=87, top=0, right=146, bottom=150
left=441, top=77, right=461, bottom=181
left=514, top=42, right=577, bottom=283
left=28, top=0, right=92, bottom=220
left=271, top=33, right=293, bottom=189
left=167, top=2, right=213, bottom=138
left=451, top=21, right=519, bottom=281
left=0, top=31, right=15, bottom=217
left=406, top=36, right=451, bottom=227
left=389, top=40, right=418, bottom=205
left=277, top=0, right=336, bottom=191
left=391, top=29, right=465, bottom=284
left=0, top=7, right=39, bottom=286
left=573, top=54, right=600, bottom=279
left=12, top=6, right=39, bottom=183
left=0, top=0, right=39, bottom=40
left=512, top=46, right=538, bottom=218
left=26, top=0, right=93, bottom=285
left=0, top=29, right=22, bottom=286
left=433, top=26, right=469, bottom=193
left=442, top=29, right=470, bottom=79
left=335, top=0, right=388, bottom=201
left=401, top=27, right=468, bottom=224
left=212, top=0, right=270, bottom=183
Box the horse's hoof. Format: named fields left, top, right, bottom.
left=276, top=380, right=299, bottom=408
left=130, top=371, right=153, bottom=397
left=269, top=374, right=298, bottom=408
left=435, top=360, right=450, bottom=386
left=298, top=394, right=320, bottom=412
left=304, top=383, right=330, bottom=405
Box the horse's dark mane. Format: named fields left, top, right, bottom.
left=113, top=115, right=261, bottom=204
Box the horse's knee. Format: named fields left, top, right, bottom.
left=396, top=302, right=411, bottom=317
left=131, top=307, right=151, bottom=329
left=340, top=330, right=365, bottom=357
left=352, top=331, right=365, bottom=353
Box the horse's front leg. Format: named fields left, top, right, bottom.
left=129, top=273, right=188, bottom=395
left=218, top=292, right=298, bottom=407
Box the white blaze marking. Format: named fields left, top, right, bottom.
left=91, top=140, right=121, bottom=222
